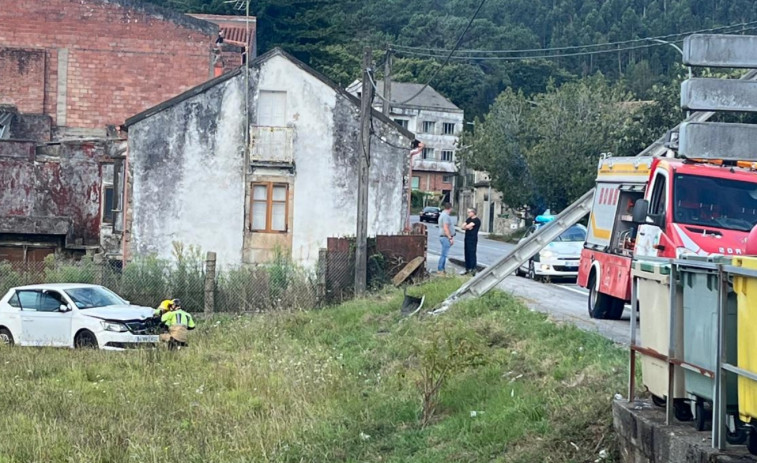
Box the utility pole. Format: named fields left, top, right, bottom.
left=382, top=47, right=392, bottom=116
left=355, top=48, right=373, bottom=297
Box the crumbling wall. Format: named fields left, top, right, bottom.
left=128, top=77, right=246, bottom=267
left=0, top=139, right=114, bottom=249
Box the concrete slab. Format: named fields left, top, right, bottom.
left=679, top=122, right=757, bottom=161
left=682, top=79, right=757, bottom=112
left=684, top=34, right=757, bottom=68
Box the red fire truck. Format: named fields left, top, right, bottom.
left=578, top=155, right=757, bottom=319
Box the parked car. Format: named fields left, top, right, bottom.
left=0, top=283, right=160, bottom=349
left=419, top=206, right=441, bottom=223
left=517, top=223, right=588, bottom=281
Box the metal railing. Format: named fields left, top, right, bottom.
left=628, top=258, right=757, bottom=450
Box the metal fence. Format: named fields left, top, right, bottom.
left=0, top=235, right=426, bottom=313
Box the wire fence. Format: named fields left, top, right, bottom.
left=0, top=235, right=427, bottom=313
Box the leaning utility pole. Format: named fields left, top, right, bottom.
left=355, top=48, right=373, bottom=297
left=382, top=46, right=392, bottom=116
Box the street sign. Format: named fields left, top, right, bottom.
left=679, top=122, right=757, bottom=161
left=684, top=34, right=757, bottom=68
left=682, top=79, right=757, bottom=112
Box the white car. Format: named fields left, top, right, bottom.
left=0, top=283, right=160, bottom=349
left=517, top=224, right=587, bottom=281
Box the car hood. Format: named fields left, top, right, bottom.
left=544, top=241, right=583, bottom=257
left=79, top=305, right=154, bottom=321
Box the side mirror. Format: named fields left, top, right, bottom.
left=632, top=199, right=649, bottom=223
left=59, top=304, right=71, bottom=313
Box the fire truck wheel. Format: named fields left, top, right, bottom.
left=589, top=274, right=623, bottom=320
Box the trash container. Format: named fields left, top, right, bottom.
left=733, top=257, right=757, bottom=425
left=632, top=260, right=687, bottom=408
left=680, top=256, right=740, bottom=435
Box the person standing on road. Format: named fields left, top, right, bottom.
left=462, top=208, right=481, bottom=275
left=437, top=202, right=456, bottom=273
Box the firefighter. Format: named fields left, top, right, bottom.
left=159, top=299, right=196, bottom=349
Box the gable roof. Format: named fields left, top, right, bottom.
left=188, top=14, right=256, bottom=47
left=349, top=80, right=461, bottom=112
left=123, top=48, right=415, bottom=140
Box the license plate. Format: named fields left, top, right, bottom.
left=565, top=262, right=578, bottom=268
left=133, top=335, right=159, bottom=343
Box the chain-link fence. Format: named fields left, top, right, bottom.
left=0, top=235, right=427, bottom=313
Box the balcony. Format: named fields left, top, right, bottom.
left=250, top=126, right=294, bottom=165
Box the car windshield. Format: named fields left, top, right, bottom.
left=423, top=207, right=439, bottom=213
left=555, top=225, right=587, bottom=242
left=674, top=174, right=757, bottom=232
left=64, top=287, right=127, bottom=309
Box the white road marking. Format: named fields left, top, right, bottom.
left=552, top=284, right=590, bottom=297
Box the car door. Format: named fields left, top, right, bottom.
left=17, top=290, right=73, bottom=347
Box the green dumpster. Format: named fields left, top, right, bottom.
left=680, top=256, right=744, bottom=440
left=632, top=260, right=687, bottom=405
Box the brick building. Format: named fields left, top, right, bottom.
left=0, top=0, right=254, bottom=262
left=0, top=0, right=252, bottom=135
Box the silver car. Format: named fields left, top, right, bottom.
left=517, top=224, right=587, bottom=281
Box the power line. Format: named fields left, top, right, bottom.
left=389, top=20, right=757, bottom=55
left=379, top=0, right=487, bottom=106
left=392, top=24, right=757, bottom=62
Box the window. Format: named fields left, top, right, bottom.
left=258, top=91, right=287, bottom=127
left=422, top=121, right=435, bottom=133
left=422, top=147, right=434, bottom=160
left=443, top=123, right=455, bottom=135
left=102, top=184, right=114, bottom=224
left=650, top=174, right=667, bottom=217
left=16, top=290, right=65, bottom=312
left=412, top=176, right=420, bottom=190
left=441, top=150, right=453, bottom=162
left=8, top=292, right=20, bottom=308
left=442, top=175, right=453, bottom=183
left=394, top=118, right=409, bottom=129
left=251, top=183, right=289, bottom=232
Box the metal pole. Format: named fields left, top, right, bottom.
left=650, top=38, right=692, bottom=80
left=713, top=265, right=728, bottom=449
left=629, top=274, right=638, bottom=402
left=355, top=48, right=373, bottom=297
left=666, top=263, right=677, bottom=425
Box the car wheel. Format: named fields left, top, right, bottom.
left=527, top=260, right=536, bottom=280
left=0, top=328, right=14, bottom=346
left=74, top=330, right=98, bottom=349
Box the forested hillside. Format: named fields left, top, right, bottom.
left=148, top=0, right=757, bottom=210
left=150, top=0, right=757, bottom=118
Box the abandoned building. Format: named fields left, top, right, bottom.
left=0, top=0, right=256, bottom=262
left=123, top=48, right=415, bottom=268
left=347, top=80, right=464, bottom=203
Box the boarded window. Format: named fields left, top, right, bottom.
left=258, top=91, right=287, bottom=127
left=251, top=182, right=289, bottom=232
left=412, top=176, right=420, bottom=190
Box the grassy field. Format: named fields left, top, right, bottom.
left=0, top=278, right=628, bottom=463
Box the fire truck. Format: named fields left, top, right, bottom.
left=577, top=154, right=757, bottom=319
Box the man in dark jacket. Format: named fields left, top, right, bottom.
left=462, top=208, right=481, bottom=275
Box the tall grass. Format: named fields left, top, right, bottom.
left=0, top=279, right=631, bottom=462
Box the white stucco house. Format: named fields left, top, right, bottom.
left=347, top=80, right=464, bottom=203
left=123, top=48, right=415, bottom=268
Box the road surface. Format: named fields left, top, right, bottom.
left=415, top=216, right=632, bottom=345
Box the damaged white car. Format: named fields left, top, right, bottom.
left=0, top=284, right=160, bottom=349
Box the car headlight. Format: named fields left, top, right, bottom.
left=101, top=321, right=128, bottom=332
left=540, top=250, right=554, bottom=259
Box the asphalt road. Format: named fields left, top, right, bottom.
left=415, top=216, right=633, bottom=345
